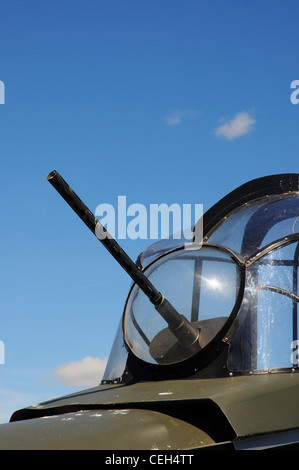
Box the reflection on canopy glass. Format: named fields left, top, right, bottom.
left=123, top=247, right=241, bottom=365
left=229, top=242, right=299, bottom=371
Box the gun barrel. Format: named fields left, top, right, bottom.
left=47, top=170, right=162, bottom=305
left=47, top=170, right=200, bottom=352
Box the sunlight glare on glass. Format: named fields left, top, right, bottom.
left=205, top=277, right=222, bottom=291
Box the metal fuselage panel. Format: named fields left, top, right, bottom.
left=5, top=373, right=299, bottom=447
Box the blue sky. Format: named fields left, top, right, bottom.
left=0, top=0, right=299, bottom=423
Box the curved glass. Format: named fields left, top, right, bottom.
left=207, top=193, right=299, bottom=257
left=102, top=320, right=128, bottom=382
left=228, top=240, right=299, bottom=372
left=136, top=234, right=187, bottom=268
left=104, top=190, right=299, bottom=380
left=123, top=247, right=241, bottom=366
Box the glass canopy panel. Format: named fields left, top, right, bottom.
left=123, top=247, right=241, bottom=366
left=207, top=193, right=299, bottom=257
left=228, top=241, right=299, bottom=372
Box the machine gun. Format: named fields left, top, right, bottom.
left=47, top=170, right=201, bottom=356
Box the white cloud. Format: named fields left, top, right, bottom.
left=215, top=111, right=255, bottom=140
left=164, top=109, right=198, bottom=126
left=53, top=356, right=108, bottom=387
left=0, top=358, right=108, bottom=424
